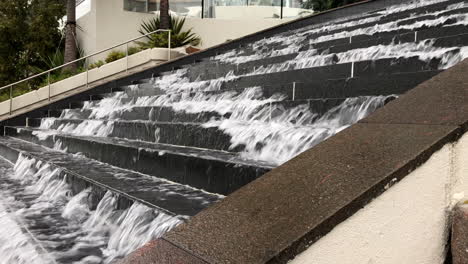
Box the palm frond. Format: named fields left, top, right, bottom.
left=138, top=15, right=201, bottom=48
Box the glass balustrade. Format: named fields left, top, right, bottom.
left=123, top=0, right=313, bottom=18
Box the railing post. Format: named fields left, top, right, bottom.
left=168, top=31, right=171, bottom=61
left=280, top=0, right=284, bottom=19
left=9, top=85, right=13, bottom=115
left=86, top=59, right=89, bottom=88
left=126, top=43, right=129, bottom=73
left=48, top=72, right=51, bottom=101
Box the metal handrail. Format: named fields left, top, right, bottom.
left=1, top=29, right=171, bottom=115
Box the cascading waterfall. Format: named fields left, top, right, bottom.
left=220, top=1, right=468, bottom=67
left=7, top=0, right=468, bottom=260
left=0, top=155, right=182, bottom=264
left=32, top=0, right=468, bottom=166
left=204, top=95, right=394, bottom=165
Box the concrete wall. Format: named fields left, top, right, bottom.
left=290, top=133, right=468, bottom=264
left=76, top=0, right=297, bottom=60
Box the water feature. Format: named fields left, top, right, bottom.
left=0, top=155, right=182, bottom=263
left=1, top=0, right=468, bottom=261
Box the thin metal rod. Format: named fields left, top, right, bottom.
left=168, top=31, right=171, bottom=61
left=86, top=59, right=89, bottom=88
left=48, top=72, right=51, bottom=101
left=126, top=43, right=129, bottom=72
left=9, top=85, right=13, bottom=115
left=280, top=0, right=284, bottom=19
left=0, top=29, right=170, bottom=92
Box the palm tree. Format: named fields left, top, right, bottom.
left=64, top=0, right=77, bottom=71
left=159, top=0, right=170, bottom=29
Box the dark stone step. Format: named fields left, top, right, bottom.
left=119, top=83, right=165, bottom=97
left=175, top=33, right=462, bottom=84
left=318, top=24, right=468, bottom=55
left=59, top=106, right=227, bottom=123
left=222, top=63, right=352, bottom=90
left=0, top=136, right=221, bottom=216
left=353, top=57, right=443, bottom=77
left=53, top=63, right=441, bottom=120
left=79, top=62, right=440, bottom=110
left=293, top=70, right=441, bottom=100
left=224, top=58, right=442, bottom=91
left=28, top=118, right=241, bottom=152
left=5, top=127, right=272, bottom=195
left=186, top=54, right=291, bottom=81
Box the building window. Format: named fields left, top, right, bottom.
left=148, top=0, right=158, bottom=12
left=124, top=0, right=158, bottom=13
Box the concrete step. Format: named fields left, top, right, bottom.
left=5, top=126, right=272, bottom=195
left=175, top=32, right=463, bottom=83
left=315, top=24, right=468, bottom=55
left=221, top=62, right=441, bottom=92
left=58, top=106, right=228, bottom=123
left=28, top=118, right=240, bottom=152
left=0, top=136, right=221, bottom=216
left=70, top=68, right=438, bottom=113
left=292, top=70, right=441, bottom=100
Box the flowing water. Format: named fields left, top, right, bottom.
left=2, top=0, right=468, bottom=261
left=0, top=155, right=182, bottom=263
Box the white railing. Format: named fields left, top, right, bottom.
left=0, top=29, right=171, bottom=116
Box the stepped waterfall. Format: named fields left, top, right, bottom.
left=1, top=0, right=468, bottom=262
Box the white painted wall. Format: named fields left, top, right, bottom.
left=184, top=17, right=294, bottom=48
left=76, top=0, right=92, bottom=20
left=76, top=0, right=97, bottom=60
left=290, top=133, right=468, bottom=264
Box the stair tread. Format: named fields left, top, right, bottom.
left=8, top=126, right=275, bottom=169
left=0, top=136, right=222, bottom=216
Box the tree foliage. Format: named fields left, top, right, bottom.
left=0, top=0, right=65, bottom=87
left=302, top=0, right=363, bottom=12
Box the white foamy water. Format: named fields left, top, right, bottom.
left=39, top=118, right=115, bottom=138
left=215, top=0, right=468, bottom=66
left=204, top=95, right=393, bottom=164
left=0, top=155, right=182, bottom=264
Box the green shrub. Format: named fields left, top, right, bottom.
left=36, top=68, right=85, bottom=88
left=0, top=83, right=31, bottom=103
left=128, top=46, right=143, bottom=55
left=89, top=60, right=105, bottom=69
left=105, top=50, right=126, bottom=63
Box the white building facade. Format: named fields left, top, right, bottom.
left=76, top=0, right=312, bottom=59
